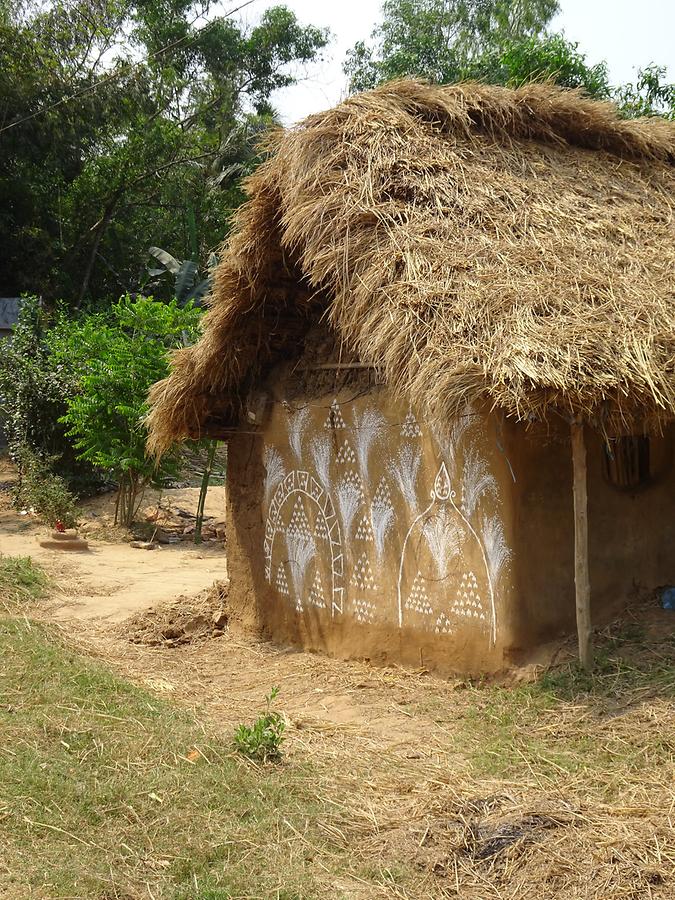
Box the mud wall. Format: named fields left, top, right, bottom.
left=226, top=384, right=675, bottom=675
left=228, top=386, right=518, bottom=674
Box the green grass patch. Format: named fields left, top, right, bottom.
left=0, top=618, right=328, bottom=899
left=0, top=555, right=51, bottom=606
left=458, top=634, right=675, bottom=789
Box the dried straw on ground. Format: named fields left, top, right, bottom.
left=147, top=80, right=675, bottom=455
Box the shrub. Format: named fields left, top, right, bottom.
left=13, top=445, right=78, bottom=528
left=0, top=297, right=101, bottom=493
left=49, top=295, right=201, bottom=526
left=234, top=687, right=286, bottom=763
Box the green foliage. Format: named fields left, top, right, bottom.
left=614, top=65, right=675, bottom=120
left=344, top=0, right=674, bottom=120
left=13, top=446, right=79, bottom=528
left=147, top=246, right=215, bottom=306
left=0, top=0, right=328, bottom=305
left=0, top=297, right=99, bottom=492
left=51, top=295, right=201, bottom=525
left=0, top=555, right=51, bottom=605
left=345, top=0, right=559, bottom=91
left=234, top=687, right=286, bottom=763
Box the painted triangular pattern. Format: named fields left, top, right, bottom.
left=450, top=570, right=486, bottom=621
left=287, top=497, right=311, bottom=539
left=435, top=612, right=454, bottom=634
left=355, top=514, right=374, bottom=541
left=275, top=565, right=289, bottom=596
left=336, top=439, right=357, bottom=464
left=405, top=570, right=433, bottom=616
left=373, top=475, right=392, bottom=508
left=350, top=552, right=377, bottom=590
left=324, top=398, right=346, bottom=430
left=353, top=598, right=376, bottom=624
left=401, top=410, right=422, bottom=438
left=314, top=514, right=329, bottom=540
left=307, top=570, right=327, bottom=609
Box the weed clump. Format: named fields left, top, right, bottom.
left=0, top=555, right=50, bottom=605
left=234, top=687, right=285, bottom=763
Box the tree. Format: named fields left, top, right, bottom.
left=0, top=0, right=328, bottom=304
left=50, top=295, right=202, bottom=526
left=345, top=0, right=559, bottom=91
left=344, top=0, right=674, bottom=120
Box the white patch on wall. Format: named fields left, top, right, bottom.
left=335, top=472, right=364, bottom=539
left=286, top=532, right=316, bottom=611
left=355, top=515, right=374, bottom=542
left=288, top=407, right=311, bottom=461
left=336, top=439, right=357, bottom=465
left=405, top=571, right=433, bottom=617
left=287, top=496, right=311, bottom=539
left=263, top=445, right=286, bottom=505
left=370, top=476, right=395, bottom=563
left=350, top=552, right=377, bottom=591
left=388, top=442, right=422, bottom=511
left=324, top=398, right=346, bottom=430
left=401, top=410, right=422, bottom=438
left=353, top=598, right=376, bottom=624
left=353, top=407, right=387, bottom=482
left=310, top=435, right=332, bottom=491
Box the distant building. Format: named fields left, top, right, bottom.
left=0, top=298, right=22, bottom=447
left=0, top=298, right=22, bottom=339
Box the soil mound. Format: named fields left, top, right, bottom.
left=120, top=580, right=228, bottom=647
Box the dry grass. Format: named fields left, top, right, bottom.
left=147, top=80, right=675, bottom=454
left=43, top=591, right=675, bottom=900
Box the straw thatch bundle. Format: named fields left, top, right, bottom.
left=147, top=80, right=675, bottom=455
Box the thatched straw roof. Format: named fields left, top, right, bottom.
left=147, top=80, right=675, bottom=455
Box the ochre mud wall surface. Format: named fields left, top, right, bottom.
left=228, top=386, right=518, bottom=675
left=226, top=386, right=675, bottom=675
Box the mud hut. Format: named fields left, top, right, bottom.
left=148, top=80, right=675, bottom=676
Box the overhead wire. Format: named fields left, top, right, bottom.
left=0, top=0, right=261, bottom=135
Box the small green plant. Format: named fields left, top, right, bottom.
left=0, top=556, right=50, bottom=604
left=234, top=687, right=286, bottom=763
left=13, top=445, right=78, bottom=528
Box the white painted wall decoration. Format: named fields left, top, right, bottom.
left=401, top=410, right=422, bottom=438
left=324, top=398, right=346, bottom=430
left=288, top=407, right=311, bottom=461
left=337, top=439, right=357, bottom=465
left=263, top=396, right=511, bottom=648
left=264, top=470, right=344, bottom=615
left=353, top=407, right=387, bottom=482
left=388, top=442, right=422, bottom=511
left=335, top=472, right=364, bottom=539
left=370, top=477, right=395, bottom=563
left=263, top=445, right=286, bottom=505
left=310, top=435, right=332, bottom=491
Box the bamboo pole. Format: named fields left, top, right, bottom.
left=571, top=420, right=593, bottom=670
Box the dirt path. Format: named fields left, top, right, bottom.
left=0, top=483, right=227, bottom=621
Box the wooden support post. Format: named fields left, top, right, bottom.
left=571, top=421, right=593, bottom=671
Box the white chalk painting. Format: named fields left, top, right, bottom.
left=262, top=402, right=511, bottom=645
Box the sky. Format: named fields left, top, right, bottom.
left=234, top=0, right=675, bottom=124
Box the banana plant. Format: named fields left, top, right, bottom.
left=147, top=247, right=217, bottom=307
